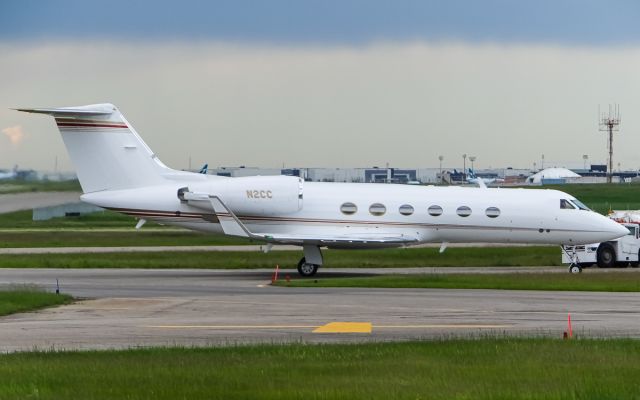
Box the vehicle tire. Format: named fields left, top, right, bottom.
left=297, top=257, right=318, bottom=277
left=569, top=265, right=582, bottom=274
left=596, top=244, right=616, bottom=268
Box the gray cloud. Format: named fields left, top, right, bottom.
left=1, top=42, right=639, bottom=172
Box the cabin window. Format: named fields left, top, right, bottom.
left=369, top=203, right=386, bottom=216
left=456, top=206, right=472, bottom=217
left=485, top=207, right=500, bottom=218
left=399, top=204, right=414, bottom=216
left=560, top=199, right=575, bottom=209
left=340, top=202, right=357, bottom=215
left=428, top=205, right=443, bottom=216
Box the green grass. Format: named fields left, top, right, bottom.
left=0, top=179, right=81, bottom=194
left=0, top=209, right=155, bottom=229
left=0, top=286, right=73, bottom=316
left=1, top=339, right=640, bottom=399
left=276, top=271, right=640, bottom=292
left=0, top=230, right=252, bottom=248
left=0, top=247, right=560, bottom=269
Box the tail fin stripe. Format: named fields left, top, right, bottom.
left=56, top=122, right=128, bottom=129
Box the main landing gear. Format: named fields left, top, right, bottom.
left=297, top=257, right=319, bottom=277
left=297, top=245, right=323, bottom=277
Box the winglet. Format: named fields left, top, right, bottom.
left=209, top=196, right=263, bottom=239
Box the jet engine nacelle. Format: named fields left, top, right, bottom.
left=207, top=175, right=303, bottom=216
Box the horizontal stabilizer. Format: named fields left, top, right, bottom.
left=13, top=104, right=114, bottom=116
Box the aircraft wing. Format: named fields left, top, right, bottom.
left=207, top=196, right=418, bottom=245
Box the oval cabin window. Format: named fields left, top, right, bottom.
left=428, top=205, right=443, bottom=217
left=456, top=206, right=472, bottom=217
left=369, top=203, right=386, bottom=216
left=340, top=202, right=357, bottom=215
left=399, top=204, right=414, bottom=216
left=485, top=207, right=501, bottom=218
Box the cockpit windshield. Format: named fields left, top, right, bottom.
left=560, top=199, right=575, bottom=209
left=571, top=199, right=591, bottom=211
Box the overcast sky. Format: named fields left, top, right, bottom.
left=1, top=0, right=640, bottom=172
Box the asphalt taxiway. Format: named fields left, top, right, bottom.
left=1, top=268, right=640, bottom=352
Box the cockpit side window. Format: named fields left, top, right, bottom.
left=560, top=199, right=575, bottom=209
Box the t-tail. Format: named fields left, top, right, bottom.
left=15, top=103, right=174, bottom=193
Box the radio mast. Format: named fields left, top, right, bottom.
left=599, top=104, right=621, bottom=184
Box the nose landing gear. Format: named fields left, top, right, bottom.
left=569, top=264, right=582, bottom=274
left=562, top=245, right=583, bottom=273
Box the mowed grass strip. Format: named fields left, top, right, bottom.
left=0, top=286, right=72, bottom=316
left=0, top=179, right=81, bottom=195
left=0, top=247, right=560, bottom=269
left=0, top=230, right=252, bottom=248
left=277, top=271, right=640, bottom=292
left=1, top=339, right=640, bottom=399
left=0, top=209, right=157, bottom=229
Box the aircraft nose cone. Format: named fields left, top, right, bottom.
left=611, top=221, right=629, bottom=237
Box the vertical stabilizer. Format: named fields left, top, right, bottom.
left=16, top=104, right=170, bottom=193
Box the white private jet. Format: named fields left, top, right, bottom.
left=16, top=103, right=627, bottom=276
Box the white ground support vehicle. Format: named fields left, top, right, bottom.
left=562, top=223, right=640, bottom=273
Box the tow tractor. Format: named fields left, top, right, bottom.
left=562, top=212, right=640, bottom=273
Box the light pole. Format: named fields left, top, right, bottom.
left=533, top=162, right=537, bottom=172
left=469, top=156, right=476, bottom=173
left=541, top=154, right=545, bottom=170
left=462, top=154, right=467, bottom=181
left=583, top=154, right=588, bottom=170
left=438, top=155, right=444, bottom=183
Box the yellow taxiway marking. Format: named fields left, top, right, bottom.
left=313, top=322, right=373, bottom=334
left=144, top=323, right=511, bottom=331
